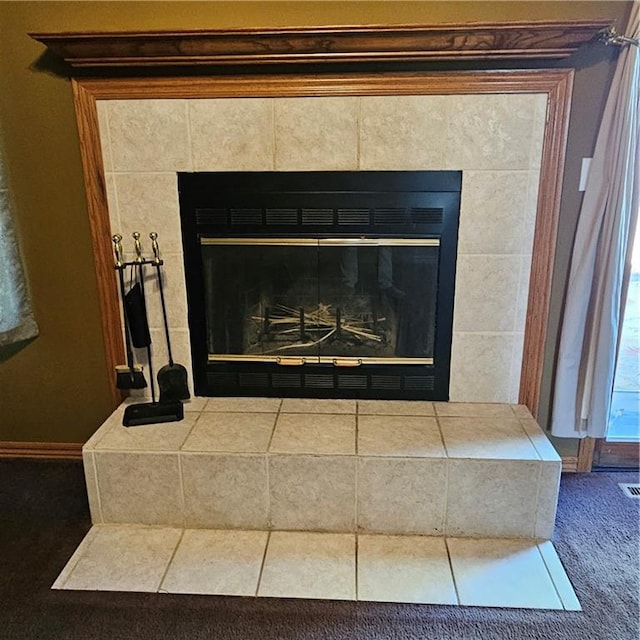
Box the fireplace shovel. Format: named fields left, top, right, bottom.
left=150, top=232, right=190, bottom=402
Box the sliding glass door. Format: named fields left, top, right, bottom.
left=595, top=223, right=640, bottom=468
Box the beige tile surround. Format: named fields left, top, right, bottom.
left=97, top=92, right=546, bottom=403
left=84, top=399, right=561, bottom=540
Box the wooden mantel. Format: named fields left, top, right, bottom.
left=30, top=21, right=611, bottom=69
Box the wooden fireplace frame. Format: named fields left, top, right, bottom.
left=31, top=23, right=589, bottom=416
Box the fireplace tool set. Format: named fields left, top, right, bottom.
left=112, top=232, right=190, bottom=427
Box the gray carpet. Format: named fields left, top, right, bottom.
left=0, top=460, right=638, bottom=640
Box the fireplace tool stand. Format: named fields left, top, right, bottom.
left=112, top=232, right=184, bottom=427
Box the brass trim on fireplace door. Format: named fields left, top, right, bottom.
left=319, top=238, right=440, bottom=247
left=200, top=238, right=440, bottom=247
left=320, top=357, right=434, bottom=366
left=208, top=354, right=434, bottom=365
left=201, top=238, right=317, bottom=247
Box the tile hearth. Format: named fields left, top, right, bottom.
left=54, top=399, right=579, bottom=609
left=82, top=399, right=561, bottom=539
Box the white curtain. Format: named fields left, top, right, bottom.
left=0, top=138, right=39, bottom=347
left=551, top=4, right=640, bottom=438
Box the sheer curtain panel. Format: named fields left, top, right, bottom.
left=0, top=139, right=38, bottom=347
left=552, top=3, right=640, bottom=438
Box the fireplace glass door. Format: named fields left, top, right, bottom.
left=179, top=170, right=461, bottom=399
left=202, top=238, right=439, bottom=365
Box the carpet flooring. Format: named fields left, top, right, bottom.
left=0, top=459, right=638, bottom=640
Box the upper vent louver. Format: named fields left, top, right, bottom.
left=195, top=208, right=227, bottom=225
left=231, top=208, right=262, bottom=225
left=302, top=208, right=334, bottom=225
left=411, top=208, right=443, bottom=225
left=374, top=208, right=406, bottom=225
left=266, top=208, right=298, bottom=225
left=338, top=208, right=370, bottom=225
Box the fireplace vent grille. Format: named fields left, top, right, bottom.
left=238, top=373, right=269, bottom=387
left=231, top=208, right=262, bottom=225
left=338, top=208, right=370, bottom=225
left=266, top=208, right=298, bottom=225
left=371, top=375, right=402, bottom=390
left=338, top=375, right=368, bottom=389
left=193, top=206, right=445, bottom=233
left=272, top=373, right=302, bottom=388
left=405, top=376, right=436, bottom=391
left=374, top=208, right=404, bottom=225
left=195, top=208, right=226, bottom=226
left=302, top=208, right=334, bottom=225
left=206, top=371, right=437, bottom=395
left=304, top=374, right=335, bottom=388
left=411, top=208, right=444, bottom=225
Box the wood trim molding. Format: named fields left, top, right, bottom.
left=519, top=69, right=574, bottom=415
left=0, top=441, right=83, bottom=460
left=71, top=70, right=573, bottom=416
left=30, top=21, right=610, bottom=70
left=562, top=456, right=579, bottom=473
left=593, top=440, right=640, bottom=468
left=577, top=436, right=597, bottom=472
left=72, top=80, right=126, bottom=409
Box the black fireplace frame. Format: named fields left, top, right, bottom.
left=179, top=171, right=461, bottom=400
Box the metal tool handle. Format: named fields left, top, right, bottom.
left=133, top=232, right=144, bottom=263
left=149, top=232, right=161, bottom=266
left=112, top=234, right=124, bottom=268
left=150, top=232, right=174, bottom=365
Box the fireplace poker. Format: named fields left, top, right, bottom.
left=112, top=234, right=147, bottom=390
left=150, top=232, right=190, bottom=402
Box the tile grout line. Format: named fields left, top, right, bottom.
left=354, top=532, right=360, bottom=601
left=266, top=400, right=282, bottom=452
left=157, top=528, right=186, bottom=593
left=185, top=100, right=195, bottom=171
left=531, top=459, right=544, bottom=539
left=519, top=419, right=547, bottom=462
left=443, top=537, right=462, bottom=606
left=265, top=400, right=282, bottom=528
left=57, top=525, right=102, bottom=590
left=177, top=452, right=187, bottom=529
left=435, top=414, right=450, bottom=535
left=271, top=101, right=277, bottom=169
left=110, top=170, right=183, bottom=177
left=534, top=542, right=567, bottom=609
left=177, top=414, right=197, bottom=528
left=255, top=530, right=272, bottom=597
left=90, top=450, right=105, bottom=524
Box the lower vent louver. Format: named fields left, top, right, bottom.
left=272, top=373, right=301, bottom=388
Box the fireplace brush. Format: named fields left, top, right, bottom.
left=112, top=234, right=147, bottom=390
left=112, top=232, right=184, bottom=427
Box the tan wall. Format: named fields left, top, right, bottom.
left=0, top=1, right=631, bottom=445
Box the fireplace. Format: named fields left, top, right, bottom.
left=47, top=58, right=573, bottom=409
left=179, top=171, right=461, bottom=399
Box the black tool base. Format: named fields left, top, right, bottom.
left=123, top=401, right=184, bottom=427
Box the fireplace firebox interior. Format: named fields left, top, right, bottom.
left=179, top=171, right=461, bottom=399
